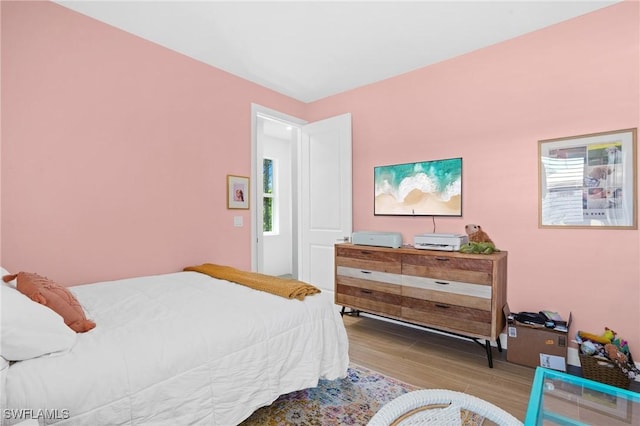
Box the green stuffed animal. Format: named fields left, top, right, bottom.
left=459, top=241, right=500, bottom=254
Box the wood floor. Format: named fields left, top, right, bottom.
left=342, top=313, right=536, bottom=422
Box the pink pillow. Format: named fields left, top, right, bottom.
left=3, top=272, right=96, bottom=333
left=1, top=284, right=77, bottom=360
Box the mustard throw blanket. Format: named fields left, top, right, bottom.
left=183, top=263, right=321, bottom=300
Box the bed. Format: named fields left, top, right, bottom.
left=0, top=267, right=349, bottom=425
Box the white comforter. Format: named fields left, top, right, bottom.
left=2, top=271, right=349, bottom=425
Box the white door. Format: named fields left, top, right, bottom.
left=299, top=113, right=352, bottom=295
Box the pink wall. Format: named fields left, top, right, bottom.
left=2, top=1, right=639, bottom=354
left=1, top=1, right=304, bottom=284
left=307, top=1, right=640, bottom=354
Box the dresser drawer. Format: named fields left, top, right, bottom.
left=402, top=254, right=492, bottom=285
left=402, top=274, right=491, bottom=302
left=402, top=284, right=491, bottom=311
left=336, top=266, right=401, bottom=286
left=401, top=297, right=492, bottom=337
left=336, top=284, right=401, bottom=317
left=336, top=245, right=402, bottom=273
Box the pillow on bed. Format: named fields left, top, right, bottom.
left=0, top=268, right=13, bottom=285
left=3, top=272, right=96, bottom=333
left=0, top=284, right=77, bottom=361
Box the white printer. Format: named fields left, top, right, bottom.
left=352, top=231, right=403, bottom=249
left=413, top=233, right=468, bottom=251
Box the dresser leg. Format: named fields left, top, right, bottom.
left=473, top=338, right=494, bottom=368
left=485, top=340, right=494, bottom=368
left=340, top=306, right=360, bottom=317
left=496, top=337, right=503, bottom=352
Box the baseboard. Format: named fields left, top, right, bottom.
left=567, top=346, right=580, bottom=368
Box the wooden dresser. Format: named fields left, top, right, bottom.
left=334, top=243, right=508, bottom=367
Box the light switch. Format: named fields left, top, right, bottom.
left=233, top=216, right=243, bottom=227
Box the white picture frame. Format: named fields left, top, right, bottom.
left=538, top=128, right=637, bottom=229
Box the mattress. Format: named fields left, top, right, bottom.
left=1, top=271, right=349, bottom=425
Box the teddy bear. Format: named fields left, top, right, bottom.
left=605, top=343, right=629, bottom=364
left=604, top=343, right=640, bottom=379
left=465, top=224, right=493, bottom=244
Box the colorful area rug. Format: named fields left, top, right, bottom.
left=240, top=364, right=417, bottom=425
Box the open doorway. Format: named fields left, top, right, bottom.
left=251, top=104, right=305, bottom=278
left=251, top=105, right=352, bottom=294
left=260, top=116, right=295, bottom=277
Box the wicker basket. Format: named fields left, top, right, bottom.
left=579, top=353, right=631, bottom=389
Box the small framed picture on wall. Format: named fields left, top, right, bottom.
left=227, top=175, right=249, bottom=209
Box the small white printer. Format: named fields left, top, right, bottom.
left=413, top=233, right=468, bottom=251
left=352, top=231, right=403, bottom=249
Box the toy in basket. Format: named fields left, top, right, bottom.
left=577, top=327, right=639, bottom=389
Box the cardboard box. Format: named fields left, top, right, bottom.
left=504, top=305, right=572, bottom=371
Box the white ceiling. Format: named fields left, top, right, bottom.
left=55, top=1, right=620, bottom=103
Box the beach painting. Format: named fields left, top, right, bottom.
left=374, top=158, right=462, bottom=216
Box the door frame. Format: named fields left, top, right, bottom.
left=250, top=104, right=306, bottom=274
